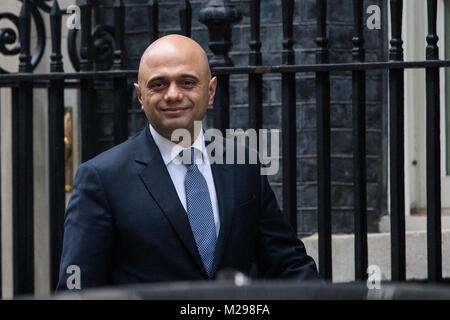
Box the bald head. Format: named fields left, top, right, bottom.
left=137, top=35, right=211, bottom=86
left=133, top=34, right=217, bottom=143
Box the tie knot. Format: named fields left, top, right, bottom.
left=179, top=147, right=198, bottom=169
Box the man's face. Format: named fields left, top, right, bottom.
left=134, top=42, right=217, bottom=141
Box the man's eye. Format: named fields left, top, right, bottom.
left=183, top=80, right=195, bottom=86
left=150, top=82, right=164, bottom=89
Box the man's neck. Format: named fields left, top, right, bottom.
left=149, top=123, right=201, bottom=147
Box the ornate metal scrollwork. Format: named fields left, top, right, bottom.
left=0, top=1, right=46, bottom=73
left=0, top=13, right=20, bottom=56
left=31, top=0, right=53, bottom=13
left=68, top=24, right=116, bottom=71
left=67, top=26, right=80, bottom=71
left=199, top=0, right=242, bottom=67
left=91, top=24, right=115, bottom=70
left=0, top=1, right=119, bottom=72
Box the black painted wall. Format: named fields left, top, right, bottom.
left=93, top=0, right=389, bottom=236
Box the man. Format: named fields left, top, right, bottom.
left=57, top=35, right=319, bottom=290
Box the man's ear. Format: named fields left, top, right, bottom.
left=208, top=76, right=218, bottom=105
left=134, top=83, right=143, bottom=109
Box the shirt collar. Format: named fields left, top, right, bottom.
left=149, top=123, right=207, bottom=166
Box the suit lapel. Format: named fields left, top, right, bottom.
left=209, top=142, right=236, bottom=275
left=135, top=127, right=208, bottom=278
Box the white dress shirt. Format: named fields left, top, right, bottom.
left=149, top=123, right=220, bottom=237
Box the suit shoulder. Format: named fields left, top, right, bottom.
left=80, top=129, right=144, bottom=173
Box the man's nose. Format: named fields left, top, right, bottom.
left=164, top=82, right=183, bottom=102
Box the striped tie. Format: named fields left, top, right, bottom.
left=182, top=148, right=217, bottom=277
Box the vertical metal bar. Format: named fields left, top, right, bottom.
left=148, top=0, right=159, bottom=42
left=352, top=0, right=368, bottom=281
left=389, top=0, right=406, bottom=281
left=199, top=0, right=242, bottom=134
left=315, top=0, right=332, bottom=281
left=180, top=0, right=192, bottom=38
left=248, top=0, right=262, bottom=133
left=425, top=0, right=442, bottom=283
left=113, top=0, right=126, bottom=71
left=80, top=0, right=93, bottom=72
left=446, top=3, right=450, bottom=177
left=48, top=0, right=65, bottom=291
left=18, top=0, right=32, bottom=74
left=113, top=0, right=128, bottom=145
left=0, top=133, right=1, bottom=299
left=13, top=0, right=34, bottom=295
left=48, top=86, right=65, bottom=290
left=80, top=0, right=96, bottom=162
left=80, top=78, right=96, bottom=162
left=281, top=0, right=297, bottom=232
left=214, top=75, right=230, bottom=134
left=113, top=78, right=128, bottom=145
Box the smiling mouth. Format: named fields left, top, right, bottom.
left=160, top=106, right=190, bottom=116
left=161, top=106, right=189, bottom=111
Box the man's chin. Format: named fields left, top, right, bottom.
left=162, top=119, right=194, bottom=140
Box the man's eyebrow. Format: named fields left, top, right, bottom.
left=146, top=74, right=200, bottom=86
left=180, top=74, right=199, bottom=81
left=146, top=76, right=165, bottom=86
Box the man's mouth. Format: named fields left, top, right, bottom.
left=161, top=106, right=189, bottom=116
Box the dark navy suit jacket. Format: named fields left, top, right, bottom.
left=56, top=125, right=319, bottom=290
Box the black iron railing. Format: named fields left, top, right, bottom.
left=0, top=0, right=446, bottom=297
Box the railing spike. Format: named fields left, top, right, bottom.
left=179, top=0, right=192, bottom=37
left=352, top=0, right=368, bottom=282
left=113, top=0, right=126, bottom=70
left=19, top=0, right=32, bottom=73
left=147, top=0, right=159, bottom=42
left=50, top=0, right=63, bottom=72
left=388, top=0, right=406, bottom=282
left=249, top=0, right=262, bottom=65
left=315, top=0, right=332, bottom=281
left=425, top=0, right=442, bottom=283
